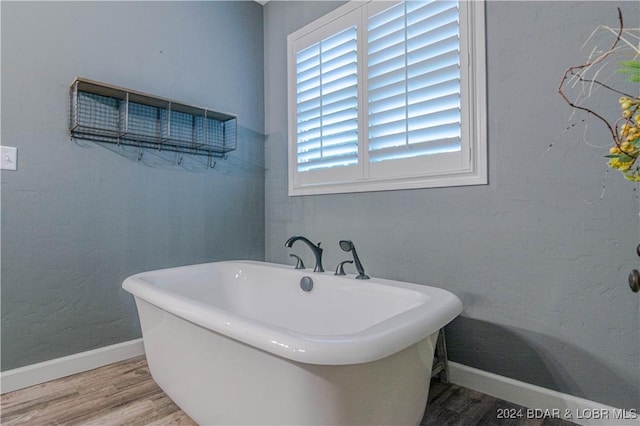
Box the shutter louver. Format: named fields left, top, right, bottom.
left=296, top=26, right=359, bottom=172
left=368, top=0, right=461, bottom=164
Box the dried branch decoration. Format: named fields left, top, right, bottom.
left=558, top=8, right=640, bottom=182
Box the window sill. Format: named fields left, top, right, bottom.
left=289, top=169, right=488, bottom=196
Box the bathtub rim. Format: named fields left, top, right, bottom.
left=123, top=260, right=462, bottom=365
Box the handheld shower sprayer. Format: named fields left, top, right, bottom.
left=339, top=240, right=369, bottom=280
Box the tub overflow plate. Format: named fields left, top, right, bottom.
left=300, top=276, right=313, bottom=292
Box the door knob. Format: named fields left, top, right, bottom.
left=629, top=269, right=640, bottom=293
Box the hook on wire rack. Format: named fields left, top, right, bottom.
left=177, top=155, right=183, bottom=166
left=207, top=154, right=217, bottom=169
left=137, top=145, right=143, bottom=161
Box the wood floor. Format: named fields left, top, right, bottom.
left=1, top=356, right=576, bottom=425
left=424, top=382, right=576, bottom=426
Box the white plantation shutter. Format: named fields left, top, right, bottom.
left=296, top=26, right=359, bottom=172
left=287, top=0, right=486, bottom=195
left=367, top=0, right=464, bottom=178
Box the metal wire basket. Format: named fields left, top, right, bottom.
left=70, top=78, right=237, bottom=157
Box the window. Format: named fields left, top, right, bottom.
left=287, top=0, right=486, bottom=196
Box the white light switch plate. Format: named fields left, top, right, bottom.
left=1, top=146, right=18, bottom=171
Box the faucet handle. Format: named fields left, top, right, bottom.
left=335, top=260, right=353, bottom=276
left=289, top=254, right=305, bottom=270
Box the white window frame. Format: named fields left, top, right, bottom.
left=287, top=0, right=487, bottom=196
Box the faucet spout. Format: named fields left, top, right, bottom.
left=285, top=236, right=325, bottom=273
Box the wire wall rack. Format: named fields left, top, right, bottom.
left=69, top=78, right=237, bottom=159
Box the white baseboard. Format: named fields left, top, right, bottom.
left=448, top=361, right=639, bottom=426
left=1, top=338, right=145, bottom=394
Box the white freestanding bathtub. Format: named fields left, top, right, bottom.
left=122, top=260, right=462, bottom=425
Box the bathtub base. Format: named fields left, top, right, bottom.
left=136, top=298, right=437, bottom=426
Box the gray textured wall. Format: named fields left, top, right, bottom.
left=1, top=1, right=265, bottom=370
left=264, top=1, right=639, bottom=410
